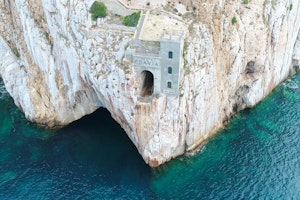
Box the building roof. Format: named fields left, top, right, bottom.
left=139, top=10, right=186, bottom=42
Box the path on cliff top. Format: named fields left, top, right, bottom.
left=100, top=0, right=138, bottom=16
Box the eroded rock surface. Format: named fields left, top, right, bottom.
left=0, top=0, right=299, bottom=166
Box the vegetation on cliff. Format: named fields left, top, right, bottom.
left=89, top=1, right=107, bottom=21
left=121, top=12, right=141, bottom=27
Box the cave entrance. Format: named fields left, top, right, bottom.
left=140, top=70, right=154, bottom=97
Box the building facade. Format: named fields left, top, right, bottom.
left=127, top=31, right=184, bottom=98
left=159, top=32, right=183, bottom=96
left=125, top=9, right=186, bottom=98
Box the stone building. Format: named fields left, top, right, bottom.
left=126, top=10, right=185, bottom=98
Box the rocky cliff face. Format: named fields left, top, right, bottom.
left=0, top=0, right=299, bottom=167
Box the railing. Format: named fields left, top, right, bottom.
left=161, top=30, right=184, bottom=41
left=130, top=39, right=160, bottom=55
left=135, top=45, right=160, bottom=55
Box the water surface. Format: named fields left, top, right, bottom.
left=0, top=72, right=299, bottom=199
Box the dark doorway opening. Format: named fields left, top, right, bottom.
left=167, top=81, right=172, bottom=88
left=140, top=70, right=154, bottom=97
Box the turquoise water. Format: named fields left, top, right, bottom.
left=0, top=72, right=300, bottom=199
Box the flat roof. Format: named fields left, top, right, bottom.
left=139, top=11, right=186, bottom=42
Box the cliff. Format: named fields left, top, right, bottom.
left=0, top=0, right=299, bottom=167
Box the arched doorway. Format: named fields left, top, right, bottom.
left=140, top=70, right=154, bottom=97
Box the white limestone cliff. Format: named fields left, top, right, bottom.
left=0, top=0, right=299, bottom=167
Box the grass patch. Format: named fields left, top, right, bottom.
left=89, top=1, right=107, bottom=21
left=12, top=47, right=20, bottom=58
left=231, top=16, right=237, bottom=25
left=242, top=0, right=249, bottom=4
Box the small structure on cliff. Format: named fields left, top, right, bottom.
left=126, top=10, right=185, bottom=97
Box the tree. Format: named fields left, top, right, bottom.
left=89, top=1, right=107, bottom=21
left=122, top=12, right=141, bottom=27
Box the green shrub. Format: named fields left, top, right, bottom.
left=89, top=1, right=107, bottom=21
left=243, top=0, right=249, bottom=4
left=231, top=16, right=237, bottom=25
left=122, top=12, right=141, bottom=27
left=289, top=4, right=293, bottom=10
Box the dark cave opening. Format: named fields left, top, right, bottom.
left=140, top=70, right=154, bottom=97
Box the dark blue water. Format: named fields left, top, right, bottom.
left=0, top=72, right=299, bottom=199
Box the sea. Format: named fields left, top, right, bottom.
left=0, top=71, right=299, bottom=199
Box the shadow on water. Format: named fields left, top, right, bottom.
left=0, top=77, right=156, bottom=199
left=47, top=108, right=156, bottom=198
left=1, top=71, right=300, bottom=199
left=55, top=108, right=151, bottom=180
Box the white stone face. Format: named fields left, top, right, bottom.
left=293, top=32, right=300, bottom=62
left=0, top=0, right=300, bottom=166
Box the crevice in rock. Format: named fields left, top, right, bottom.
left=245, top=60, right=256, bottom=74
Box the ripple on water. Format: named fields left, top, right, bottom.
left=0, top=73, right=300, bottom=199
left=0, top=83, right=9, bottom=100
left=283, top=79, right=299, bottom=89
left=0, top=171, right=17, bottom=187
left=151, top=72, right=300, bottom=199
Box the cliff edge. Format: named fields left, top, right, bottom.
left=0, top=0, right=299, bottom=167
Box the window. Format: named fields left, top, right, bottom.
left=168, top=51, right=173, bottom=59
left=167, top=82, right=172, bottom=89
left=168, top=67, right=172, bottom=74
